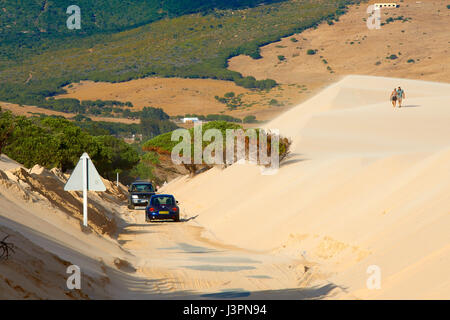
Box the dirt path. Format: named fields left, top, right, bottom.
left=116, top=207, right=338, bottom=299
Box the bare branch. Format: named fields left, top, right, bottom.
left=0, top=235, right=15, bottom=261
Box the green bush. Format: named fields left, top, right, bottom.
left=243, top=115, right=257, bottom=123
left=1, top=110, right=139, bottom=177
left=307, top=49, right=317, bottom=55
left=269, top=99, right=282, bottom=106
left=143, top=120, right=292, bottom=175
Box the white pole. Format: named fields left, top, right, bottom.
left=116, top=172, right=119, bottom=187
left=83, top=155, right=88, bottom=227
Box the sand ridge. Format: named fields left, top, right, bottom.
left=160, top=75, right=450, bottom=299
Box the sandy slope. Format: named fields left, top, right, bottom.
left=0, top=158, right=324, bottom=299
left=160, top=75, right=450, bottom=299
left=1, top=75, right=449, bottom=299
left=0, top=163, right=136, bottom=299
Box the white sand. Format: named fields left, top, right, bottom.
left=1, top=75, right=449, bottom=299
left=161, top=75, right=450, bottom=299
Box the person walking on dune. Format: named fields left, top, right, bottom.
left=396, top=86, right=405, bottom=108
left=390, top=88, right=398, bottom=108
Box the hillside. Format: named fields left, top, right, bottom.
left=0, top=0, right=284, bottom=36
left=50, top=0, right=450, bottom=124
left=229, top=0, right=450, bottom=86
left=0, top=0, right=356, bottom=114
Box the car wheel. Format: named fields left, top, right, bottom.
left=174, top=214, right=180, bottom=222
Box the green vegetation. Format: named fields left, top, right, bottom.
left=407, top=59, right=415, bottom=63
left=143, top=121, right=241, bottom=156
left=0, top=0, right=359, bottom=111
left=387, top=54, right=398, bottom=60
left=38, top=98, right=134, bottom=117
left=307, top=49, right=318, bottom=55
left=130, top=151, right=161, bottom=181
left=278, top=55, right=286, bottom=61
left=140, top=117, right=179, bottom=140
left=0, top=0, right=284, bottom=36
left=243, top=115, right=258, bottom=123
left=0, top=108, right=139, bottom=178
left=143, top=120, right=292, bottom=175
left=381, top=15, right=411, bottom=26
left=73, top=106, right=178, bottom=139
left=215, top=93, right=245, bottom=110
left=269, top=99, right=283, bottom=107
left=0, top=109, right=15, bottom=155
left=74, top=119, right=141, bottom=136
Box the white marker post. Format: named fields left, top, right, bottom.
left=64, top=153, right=106, bottom=227
left=82, top=154, right=88, bottom=226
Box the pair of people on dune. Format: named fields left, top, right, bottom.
left=390, top=86, right=406, bottom=108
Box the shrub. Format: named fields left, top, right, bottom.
left=243, top=115, right=257, bottom=123
left=143, top=121, right=292, bottom=175
left=1, top=111, right=140, bottom=177
left=0, top=109, right=15, bottom=155
left=407, top=59, right=415, bottom=63
left=269, top=99, right=282, bottom=106
left=306, top=49, right=317, bottom=55
left=278, top=55, right=286, bottom=61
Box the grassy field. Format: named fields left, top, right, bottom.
left=0, top=0, right=358, bottom=111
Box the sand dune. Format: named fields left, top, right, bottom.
left=1, top=75, right=449, bottom=299
left=0, top=163, right=134, bottom=299
left=161, top=75, right=450, bottom=299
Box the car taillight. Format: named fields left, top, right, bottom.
left=149, top=207, right=155, bottom=212
left=172, top=207, right=178, bottom=212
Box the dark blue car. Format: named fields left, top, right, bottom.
left=145, top=194, right=180, bottom=222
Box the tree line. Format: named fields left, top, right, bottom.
left=1, top=108, right=139, bottom=180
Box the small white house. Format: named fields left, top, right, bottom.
left=374, top=3, right=399, bottom=8
left=182, top=117, right=199, bottom=124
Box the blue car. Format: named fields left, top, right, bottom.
left=145, top=194, right=180, bottom=222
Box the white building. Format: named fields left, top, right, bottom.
left=182, top=117, right=200, bottom=124
left=374, top=3, right=399, bottom=8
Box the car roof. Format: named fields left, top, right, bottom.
left=132, top=181, right=152, bottom=185
left=151, top=194, right=174, bottom=198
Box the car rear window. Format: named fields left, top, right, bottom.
left=131, top=184, right=154, bottom=192
left=151, top=196, right=174, bottom=206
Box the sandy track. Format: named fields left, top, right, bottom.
left=0, top=156, right=336, bottom=299
left=117, top=207, right=338, bottom=299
